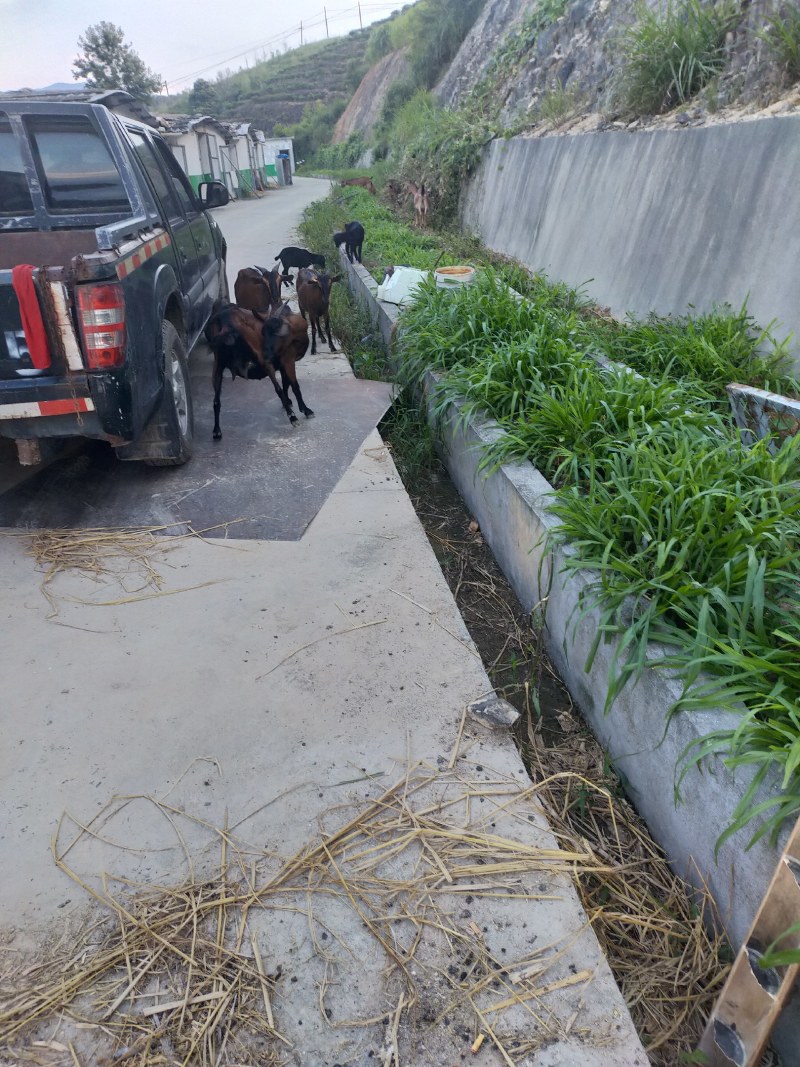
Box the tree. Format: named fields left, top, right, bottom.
left=73, top=22, right=162, bottom=99
left=188, top=79, right=219, bottom=114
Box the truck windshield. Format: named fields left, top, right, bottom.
left=0, top=114, right=35, bottom=215
left=24, top=115, right=130, bottom=213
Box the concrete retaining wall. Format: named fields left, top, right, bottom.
left=339, top=250, right=800, bottom=1052
left=462, top=118, right=800, bottom=367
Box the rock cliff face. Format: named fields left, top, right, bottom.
left=435, top=0, right=533, bottom=109
left=332, top=49, right=411, bottom=144
left=435, top=0, right=799, bottom=131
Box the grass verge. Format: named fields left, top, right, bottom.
left=301, top=186, right=800, bottom=847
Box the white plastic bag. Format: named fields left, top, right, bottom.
left=377, top=267, right=430, bottom=306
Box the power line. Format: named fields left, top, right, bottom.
left=166, top=1, right=398, bottom=91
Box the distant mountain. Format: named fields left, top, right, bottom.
left=36, top=82, right=85, bottom=92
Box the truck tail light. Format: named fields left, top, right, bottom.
left=77, top=283, right=127, bottom=369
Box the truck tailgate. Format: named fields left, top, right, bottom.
left=0, top=267, right=93, bottom=417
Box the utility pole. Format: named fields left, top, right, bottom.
left=300, top=21, right=303, bottom=46
left=358, top=2, right=363, bottom=29
left=324, top=6, right=329, bottom=37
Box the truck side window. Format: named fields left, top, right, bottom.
left=152, top=139, right=202, bottom=216
left=0, top=114, right=34, bottom=215
left=23, top=115, right=129, bottom=213
left=127, top=131, right=181, bottom=223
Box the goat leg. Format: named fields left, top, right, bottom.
left=212, top=361, right=224, bottom=440
left=316, top=312, right=329, bottom=347
left=282, top=362, right=313, bottom=418
left=325, top=313, right=336, bottom=352
left=268, top=369, right=298, bottom=425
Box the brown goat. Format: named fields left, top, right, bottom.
left=204, top=302, right=311, bottom=440
left=296, top=268, right=341, bottom=355
left=233, top=265, right=284, bottom=315
left=406, top=180, right=430, bottom=228
left=340, top=176, right=377, bottom=194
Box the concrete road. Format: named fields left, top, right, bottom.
left=0, top=178, right=647, bottom=1065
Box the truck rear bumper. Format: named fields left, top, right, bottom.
left=0, top=407, right=112, bottom=443
left=0, top=396, right=95, bottom=421
left=0, top=370, right=149, bottom=443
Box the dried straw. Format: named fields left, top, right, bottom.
left=15, top=522, right=244, bottom=617
left=1, top=764, right=616, bottom=1065
left=523, top=725, right=731, bottom=1066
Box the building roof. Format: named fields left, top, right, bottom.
left=157, top=113, right=233, bottom=140
left=0, top=88, right=158, bottom=126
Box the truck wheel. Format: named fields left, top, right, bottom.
left=144, top=321, right=194, bottom=467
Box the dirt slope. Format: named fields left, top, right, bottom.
left=332, top=48, right=411, bottom=143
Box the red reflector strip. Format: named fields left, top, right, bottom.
left=116, top=231, right=172, bottom=279
left=0, top=397, right=95, bottom=420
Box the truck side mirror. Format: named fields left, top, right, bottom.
left=199, top=181, right=230, bottom=208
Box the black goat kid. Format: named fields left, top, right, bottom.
left=333, top=221, right=364, bottom=264
left=274, top=246, right=326, bottom=283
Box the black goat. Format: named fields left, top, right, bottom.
left=334, top=221, right=365, bottom=264
left=274, top=246, right=326, bottom=283
left=204, top=302, right=312, bottom=439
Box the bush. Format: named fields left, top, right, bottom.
left=387, top=92, right=493, bottom=225
left=315, top=132, right=366, bottom=170
left=536, top=82, right=583, bottom=128
left=277, top=97, right=348, bottom=160
left=613, top=0, right=740, bottom=115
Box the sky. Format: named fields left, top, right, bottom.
left=0, top=0, right=401, bottom=94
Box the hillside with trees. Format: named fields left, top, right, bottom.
left=149, top=0, right=799, bottom=206
left=155, top=29, right=373, bottom=153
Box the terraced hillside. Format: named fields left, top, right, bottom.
left=218, top=30, right=371, bottom=134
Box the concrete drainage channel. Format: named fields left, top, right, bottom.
left=339, top=249, right=799, bottom=1056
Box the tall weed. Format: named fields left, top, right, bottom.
left=759, top=3, right=800, bottom=80
left=613, top=0, right=741, bottom=115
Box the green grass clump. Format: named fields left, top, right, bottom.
left=379, top=389, right=439, bottom=488
left=396, top=271, right=581, bottom=387
left=477, top=365, right=712, bottom=485
left=581, top=304, right=795, bottom=395
left=759, top=3, right=800, bottom=80
left=613, top=0, right=740, bottom=115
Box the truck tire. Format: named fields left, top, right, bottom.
left=143, top=320, right=194, bottom=467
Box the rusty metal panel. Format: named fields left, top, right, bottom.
left=727, top=383, right=800, bottom=452
left=0, top=230, right=98, bottom=270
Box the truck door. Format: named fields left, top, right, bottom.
left=126, top=129, right=205, bottom=337
left=152, top=138, right=220, bottom=332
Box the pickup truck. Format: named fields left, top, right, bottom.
left=0, top=98, right=229, bottom=466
